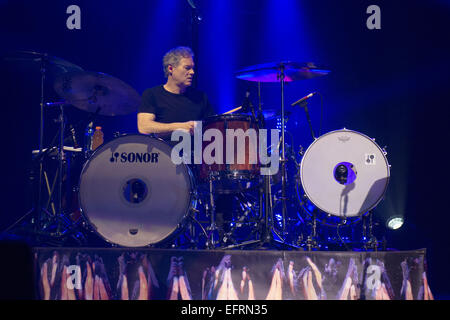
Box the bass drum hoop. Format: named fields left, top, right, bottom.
left=299, top=129, right=390, bottom=222
left=78, top=134, right=196, bottom=247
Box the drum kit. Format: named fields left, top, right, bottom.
left=5, top=51, right=391, bottom=251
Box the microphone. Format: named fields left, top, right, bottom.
left=69, top=124, right=79, bottom=148
left=241, top=90, right=251, bottom=112
left=187, top=0, right=202, bottom=22
left=242, top=90, right=256, bottom=118
left=291, top=92, right=318, bottom=107
left=334, top=164, right=348, bottom=185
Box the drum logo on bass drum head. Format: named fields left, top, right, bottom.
left=109, top=152, right=160, bottom=163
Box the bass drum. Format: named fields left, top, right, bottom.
left=299, top=129, right=390, bottom=224
left=79, top=134, right=196, bottom=247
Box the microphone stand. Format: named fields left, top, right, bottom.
left=188, top=0, right=201, bottom=88
left=299, top=100, right=316, bottom=140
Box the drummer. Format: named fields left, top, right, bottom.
left=137, top=46, right=216, bottom=139
left=137, top=46, right=236, bottom=246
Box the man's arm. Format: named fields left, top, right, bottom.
left=137, top=112, right=195, bottom=135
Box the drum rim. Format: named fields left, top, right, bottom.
left=206, top=169, right=260, bottom=180
left=78, top=133, right=197, bottom=247
left=203, top=113, right=257, bottom=124
left=299, top=128, right=390, bottom=218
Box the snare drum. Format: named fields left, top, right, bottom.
left=78, top=134, right=196, bottom=247
left=199, top=114, right=260, bottom=193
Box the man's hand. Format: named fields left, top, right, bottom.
left=179, top=121, right=196, bottom=135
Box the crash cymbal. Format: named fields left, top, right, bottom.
left=54, top=71, right=140, bottom=116
left=2, top=50, right=84, bottom=75
left=235, top=61, right=330, bottom=82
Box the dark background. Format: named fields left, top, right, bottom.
left=1, top=0, right=449, bottom=298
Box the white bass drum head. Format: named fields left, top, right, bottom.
left=300, top=129, right=390, bottom=218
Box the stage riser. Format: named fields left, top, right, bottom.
left=33, top=248, right=431, bottom=300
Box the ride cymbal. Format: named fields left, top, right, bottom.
left=54, top=71, right=140, bottom=116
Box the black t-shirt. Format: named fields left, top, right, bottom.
left=138, top=85, right=216, bottom=122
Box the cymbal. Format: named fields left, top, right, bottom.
left=2, top=50, right=84, bottom=75
left=54, top=71, right=140, bottom=116
left=235, top=61, right=330, bottom=82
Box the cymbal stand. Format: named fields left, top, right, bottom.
left=34, top=55, right=68, bottom=236
left=255, top=76, right=299, bottom=250
left=14, top=54, right=53, bottom=235
left=279, top=64, right=288, bottom=237
left=36, top=54, right=48, bottom=232
left=257, top=81, right=274, bottom=245
left=55, top=103, right=67, bottom=236
left=38, top=102, right=70, bottom=238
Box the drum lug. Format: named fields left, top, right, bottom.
left=190, top=190, right=198, bottom=197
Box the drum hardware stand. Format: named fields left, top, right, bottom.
left=229, top=75, right=299, bottom=250
left=188, top=209, right=209, bottom=249
left=40, top=103, right=78, bottom=240
left=38, top=102, right=71, bottom=238
left=205, top=177, right=219, bottom=249
left=362, top=211, right=379, bottom=251
left=34, top=54, right=49, bottom=233
left=54, top=103, right=66, bottom=236
left=253, top=64, right=292, bottom=249
left=254, top=172, right=301, bottom=250
left=336, top=219, right=352, bottom=251
left=220, top=193, right=260, bottom=249
left=2, top=102, right=71, bottom=242
left=305, top=211, right=320, bottom=251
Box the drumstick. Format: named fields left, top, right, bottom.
left=222, top=106, right=242, bottom=114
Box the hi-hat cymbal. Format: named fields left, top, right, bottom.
left=2, top=50, right=84, bottom=75
left=235, top=61, right=330, bottom=82
left=54, top=71, right=140, bottom=116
